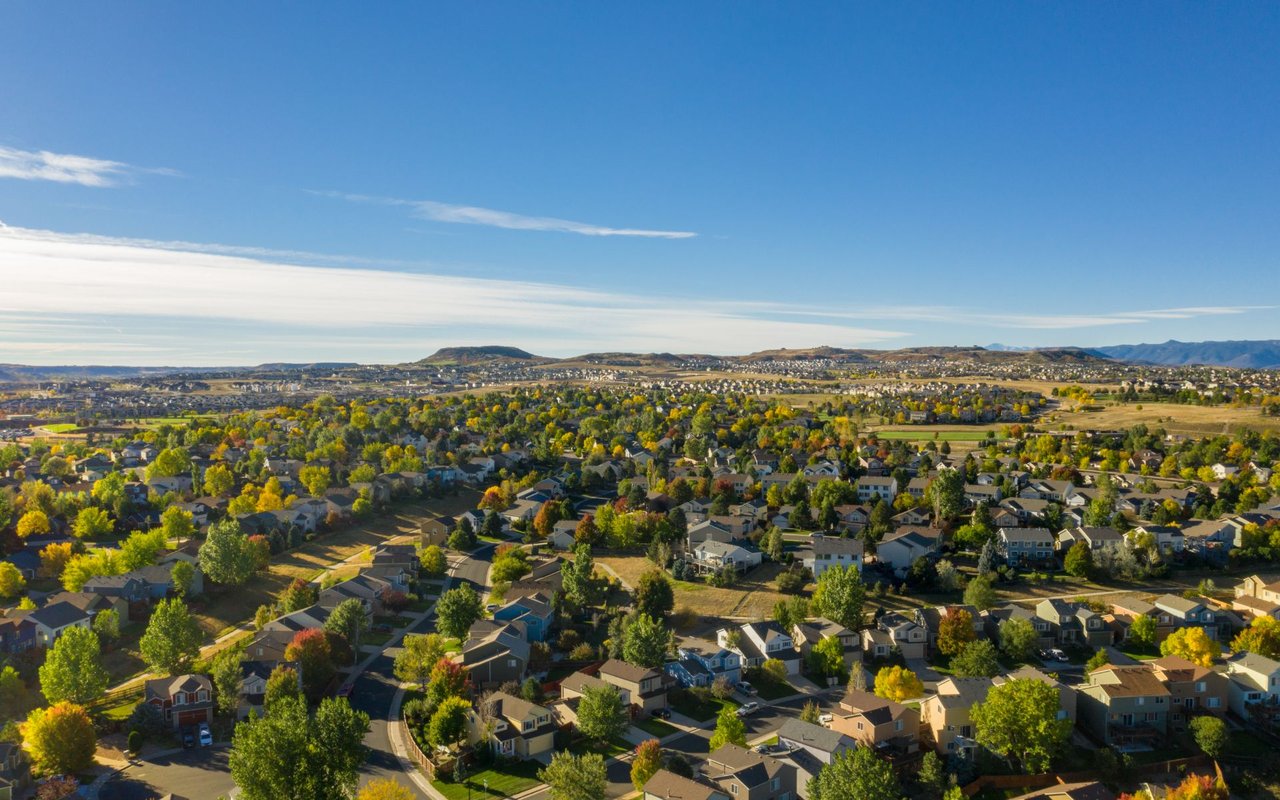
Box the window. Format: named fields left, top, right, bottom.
left=1195, top=681, right=1206, bottom=692
left=1137, top=697, right=1145, bottom=706
left=1208, top=697, right=1220, bottom=708
left=772, top=779, right=780, bottom=790
left=730, top=785, right=737, bottom=795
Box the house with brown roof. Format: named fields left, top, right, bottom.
left=144, top=674, right=214, bottom=732
left=1077, top=664, right=1171, bottom=747
left=1148, top=655, right=1227, bottom=729
left=1008, top=783, right=1115, bottom=800
left=791, top=617, right=860, bottom=668
left=703, top=743, right=798, bottom=800
left=643, top=769, right=729, bottom=800
left=598, top=658, right=670, bottom=717
left=459, top=620, right=530, bottom=688
left=921, top=676, right=992, bottom=756
left=827, top=689, right=919, bottom=755
left=468, top=692, right=556, bottom=763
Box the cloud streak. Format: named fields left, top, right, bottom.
left=324, top=191, right=696, bottom=239
left=0, top=146, right=176, bottom=187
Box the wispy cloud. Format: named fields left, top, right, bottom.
left=774, top=304, right=1270, bottom=330
left=0, top=145, right=177, bottom=187
left=0, top=225, right=892, bottom=365
left=322, top=191, right=697, bottom=239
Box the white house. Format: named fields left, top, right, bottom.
left=803, top=533, right=863, bottom=579
left=692, top=540, right=762, bottom=575
left=855, top=476, right=898, bottom=503
left=1226, top=651, right=1280, bottom=718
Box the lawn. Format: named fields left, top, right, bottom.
left=751, top=676, right=796, bottom=701
left=670, top=691, right=738, bottom=723
left=432, top=759, right=543, bottom=800
left=635, top=717, right=680, bottom=738
left=39, top=423, right=82, bottom=433
left=568, top=736, right=630, bottom=758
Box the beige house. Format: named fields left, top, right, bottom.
left=828, top=689, right=919, bottom=755
left=598, top=658, right=669, bottom=717
left=643, top=769, right=729, bottom=800
left=1148, top=655, right=1227, bottom=728
left=468, top=692, right=556, bottom=763
left=703, top=743, right=798, bottom=800
left=921, top=677, right=993, bottom=755
left=1077, top=665, right=1171, bottom=747
left=1225, top=651, right=1280, bottom=719
left=553, top=670, right=629, bottom=727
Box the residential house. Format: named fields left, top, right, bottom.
left=802, top=533, right=863, bottom=579
left=1077, top=665, right=1171, bottom=747
left=693, top=540, right=763, bottom=576
left=26, top=601, right=92, bottom=646
left=643, top=770, right=729, bottom=800
left=468, top=692, right=556, bottom=763
left=719, top=621, right=801, bottom=674
left=1148, top=656, right=1227, bottom=729
left=666, top=641, right=741, bottom=688
left=1034, top=599, right=1110, bottom=647
left=598, top=658, right=671, bottom=717
left=875, top=527, right=941, bottom=574
left=1109, top=596, right=1176, bottom=643
left=891, top=507, right=931, bottom=527
left=997, top=527, right=1054, bottom=567
left=828, top=689, right=919, bottom=755
left=319, top=573, right=392, bottom=617
left=776, top=717, right=855, bottom=765
left=420, top=515, right=456, bottom=547
left=1153, top=594, right=1217, bottom=640
left=0, top=741, right=31, bottom=800
left=1056, top=526, right=1123, bottom=553
left=0, top=617, right=36, bottom=655
left=1129, top=524, right=1184, bottom=555
left=82, top=575, right=148, bottom=605
left=921, top=676, right=993, bottom=755
left=863, top=611, right=927, bottom=660
left=855, top=476, right=898, bottom=504
left=1225, top=651, right=1280, bottom=719
left=460, top=621, right=531, bottom=687
left=791, top=617, right=860, bottom=668
left=237, top=659, right=300, bottom=719
left=143, top=674, right=214, bottom=732
left=555, top=670, right=629, bottom=726
left=1180, top=519, right=1237, bottom=558
left=703, top=743, right=798, bottom=800
left=493, top=593, right=554, bottom=642
left=992, top=666, right=1077, bottom=723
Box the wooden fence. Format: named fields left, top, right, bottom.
left=960, top=755, right=1213, bottom=797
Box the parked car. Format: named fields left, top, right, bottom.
left=652, top=707, right=671, bottom=720
left=182, top=729, right=195, bottom=749
left=736, top=681, right=757, bottom=695
left=735, top=701, right=761, bottom=717
left=1048, top=648, right=1069, bottom=662
left=818, top=713, right=833, bottom=726
left=197, top=722, right=213, bottom=747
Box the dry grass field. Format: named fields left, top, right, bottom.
left=1044, top=400, right=1280, bottom=437
left=599, top=555, right=792, bottom=622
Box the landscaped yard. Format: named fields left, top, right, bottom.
left=431, top=759, right=543, bottom=800
left=634, top=717, right=680, bottom=738
left=568, top=736, right=630, bottom=758
left=670, top=691, right=738, bottom=723
left=750, top=675, right=796, bottom=701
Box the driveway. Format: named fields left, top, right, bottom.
left=101, top=747, right=234, bottom=800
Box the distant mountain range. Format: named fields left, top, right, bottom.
left=1090, top=340, right=1280, bottom=369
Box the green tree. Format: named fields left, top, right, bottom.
left=708, top=704, right=747, bottom=751
left=420, top=545, right=446, bottom=577
left=211, top=649, right=243, bottom=716
left=998, top=617, right=1038, bottom=663
left=635, top=569, right=675, bottom=619
left=229, top=695, right=369, bottom=800
left=139, top=597, right=202, bottom=675
left=561, top=544, right=601, bottom=608
left=926, top=469, right=965, bottom=522
left=160, top=506, right=196, bottom=543
left=427, top=696, right=471, bottom=747
left=621, top=613, right=673, bottom=668
left=577, top=683, right=627, bottom=744
left=951, top=639, right=1000, bottom=678
left=539, top=752, right=607, bottom=800
left=146, top=447, right=192, bottom=480
left=435, top=585, right=482, bottom=640
left=918, top=751, right=947, bottom=800
left=299, top=465, right=332, bottom=498
left=0, top=665, right=30, bottom=722
left=199, top=519, right=257, bottom=586
left=119, top=529, right=168, bottom=571
left=963, top=574, right=997, bottom=610
left=265, top=666, right=301, bottom=708
left=38, top=626, right=109, bottom=704
left=171, top=560, right=196, bottom=597
left=203, top=463, right=235, bottom=497
left=21, top=702, right=96, bottom=776
left=811, top=564, right=866, bottom=630
left=0, top=562, right=25, bottom=600
left=394, top=633, right=447, bottom=690
left=971, top=678, right=1071, bottom=773
left=1129, top=614, right=1157, bottom=649
left=800, top=700, right=822, bottom=724
left=808, top=745, right=901, bottom=800
left=1063, top=541, right=1094, bottom=578
left=1086, top=649, right=1110, bottom=672
left=630, top=738, right=663, bottom=790
left=324, top=598, right=369, bottom=651
left=806, top=635, right=846, bottom=680
left=1189, top=715, right=1227, bottom=759
left=72, top=507, right=113, bottom=540
left=936, top=608, right=976, bottom=656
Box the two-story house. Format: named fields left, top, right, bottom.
left=1034, top=599, right=1110, bottom=647
left=26, top=601, right=92, bottom=647
left=693, top=540, right=763, bottom=576
left=1077, top=664, right=1171, bottom=747
left=802, top=534, right=863, bottom=579
left=862, top=612, right=926, bottom=660
left=143, top=673, right=214, bottom=732
left=469, top=692, right=556, bottom=763
left=855, top=476, right=898, bottom=504
left=921, top=676, right=992, bottom=755
left=459, top=620, right=530, bottom=688
left=1148, top=655, right=1227, bottom=729
left=643, top=770, right=730, bottom=800
left=1153, top=594, right=1217, bottom=640
left=703, top=743, right=798, bottom=800
left=1225, top=651, right=1280, bottom=719
left=598, top=658, right=670, bottom=717
left=555, top=669, right=631, bottom=727
left=791, top=617, right=860, bottom=668
left=492, top=593, right=554, bottom=642
left=1055, top=526, right=1123, bottom=553
left=666, top=641, right=741, bottom=688
left=997, top=527, right=1054, bottom=567
left=875, top=527, right=942, bottom=575
left=828, top=689, right=919, bottom=756
left=719, top=621, right=801, bottom=674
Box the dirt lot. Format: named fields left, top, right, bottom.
left=599, top=555, right=794, bottom=623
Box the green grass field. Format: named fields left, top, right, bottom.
left=39, top=423, right=81, bottom=433
left=869, top=429, right=1005, bottom=441
left=432, top=760, right=543, bottom=800
left=635, top=717, right=680, bottom=738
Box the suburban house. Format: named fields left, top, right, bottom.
left=827, top=689, right=920, bottom=755
left=468, top=692, right=556, bottom=763
left=921, top=676, right=993, bottom=755
left=703, top=743, right=798, bottom=800
left=1034, top=599, right=1111, bottom=647
left=1077, top=665, right=1172, bottom=748
left=1152, top=594, right=1218, bottom=640
left=643, top=770, right=729, bottom=800
left=555, top=670, right=629, bottom=727
left=914, top=605, right=984, bottom=655
left=143, top=673, right=214, bottom=732
left=802, top=533, right=863, bottom=579
left=997, top=527, right=1054, bottom=567
left=855, top=476, right=898, bottom=503
left=666, top=641, right=742, bottom=688
left=1056, top=526, right=1123, bottom=553
left=598, top=658, right=671, bottom=717
left=26, top=601, right=92, bottom=647
left=692, top=540, right=763, bottom=576
left=459, top=620, right=530, bottom=688
left=862, top=611, right=927, bottom=660
left=492, top=593, right=554, bottom=642
left=0, top=617, right=36, bottom=655
left=1148, top=655, right=1227, bottom=728
left=719, top=621, right=801, bottom=674
left=238, top=659, right=300, bottom=719
left=791, top=617, right=860, bottom=668
left=776, top=717, right=855, bottom=765
left=1109, top=596, right=1177, bottom=643
left=875, top=527, right=942, bottom=574
left=1225, top=651, right=1280, bottom=719
left=0, top=741, right=31, bottom=800
left=992, top=666, right=1077, bottom=722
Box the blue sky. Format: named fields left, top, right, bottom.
left=1, top=3, right=1277, bottom=365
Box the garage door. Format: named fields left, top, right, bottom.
left=176, top=709, right=207, bottom=728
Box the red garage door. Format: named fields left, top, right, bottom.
left=176, top=709, right=208, bottom=728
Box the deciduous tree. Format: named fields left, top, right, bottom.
left=22, top=702, right=96, bottom=776
left=708, top=704, right=747, bottom=751
left=199, top=519, right=257, bottom=586
left=39, top=626, right=108, bottom=704
left=577, top=683, right=627, bottom=744
left=139, top=597, right=202, bottom=675
left=631, top=739, right=662, bottom=790
left=807, top=745, right=901, bottom=800
left=0, top=562, right=25, bottom=600
left=937, top=608, right=976, bottom=656
left=621, top=613, right=673, bottom=668
left=811, top=564, right=866, bottom=630
left=999, top=617, right=1038, bottom=662
left=394, top=633, right=447, bottom=690
left=229, top=695, right=369, bottom=800
left=971, top=678, right=1071, bottom=773
left=435, top=585, right=482, bottom=640
left=1160, top=627, right=1220, bottom=668
left=951, top=639, right=1000, bottom=678
left=539, top=752, right=607, bottom=800
left=873, top=666, right=923, bottom=702
left=635, top=569, right=675, bottom=619
left=285, top=628, right=336, bottom=700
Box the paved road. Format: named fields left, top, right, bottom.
left=100, top=747, right=234, bottom=800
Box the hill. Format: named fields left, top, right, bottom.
left=417, top=345, right=544, bottom=365
left=1093, top=339, right=1280, bottom=369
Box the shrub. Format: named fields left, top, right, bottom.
left=127, top=702, right=166, bottom=740
left=127, top=729, right=143, bottom=754
left=569, top=643, right=596, bottom=661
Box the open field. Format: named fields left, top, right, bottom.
left=867, top=428, right=1006, bottom=442
left=37, top=423, right=81, bottom=433
left=1044, top=400, right=1280, bottom=437
left=599, top=555, right=791, bottom=621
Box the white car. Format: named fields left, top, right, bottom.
left=1048, top=648, right=1069, bottom=662
left=735, top=701, right=761, bottom=717
left=818, top=713, right=833, bottom=726
left=197, top=722, right=213, bottom=747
